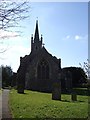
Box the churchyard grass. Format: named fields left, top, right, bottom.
left=9, top=89, right=88, bottom=119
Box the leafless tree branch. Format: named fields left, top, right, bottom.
left=0, top=0, right=31, bottom=30
left=0, top=0, right=31, bottom=53
left=79, top=59, right=90, bottom=79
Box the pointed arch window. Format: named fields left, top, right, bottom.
left=37, top=59, right=49, bottom=80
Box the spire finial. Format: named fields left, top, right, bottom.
left=36, top=17, right=38, bottom=20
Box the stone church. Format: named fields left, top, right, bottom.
left=17, top=20, right=71, bottom=93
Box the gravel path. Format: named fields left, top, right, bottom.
left=2, top=89, right=12, bottom=119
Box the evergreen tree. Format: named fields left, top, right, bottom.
left=2, top=65, right=13, bottom=88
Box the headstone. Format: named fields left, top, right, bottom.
left=17, top=72, right=25, bottom=94
left=71, top=92, right=77, bottom=101
left=17, top=85, right=24, bottom=94
left=52, top=82, right=61, bottom=100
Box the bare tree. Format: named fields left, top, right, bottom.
left=0, top=0, right=31, bottom=54
left=0, top=0, right=30, bottom=30
left=79, top=59, right=90, bottom=79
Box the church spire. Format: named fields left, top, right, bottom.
left=31, top=20, right=43, bottom=52
left=34, top=20, right=39, bottom=41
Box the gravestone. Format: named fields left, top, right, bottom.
left=52, top=82, right=61, bottom=100
left=17, top=70, right=25, bottom=94
left=71, top=92, right=77, bottom=101
left=17, top=85, right=24, bottom=94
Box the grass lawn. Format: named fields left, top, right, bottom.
left=9, top=89, right=88, bottom=119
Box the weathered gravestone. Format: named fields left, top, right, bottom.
left=17, top=70, right=25, bottom=94
left=71, top=91, right=77, bottom=101
left=52, top=82, right=61, bottom=100
left=17, top=85, right=24, bottom=94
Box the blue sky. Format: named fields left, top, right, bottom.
left=0, top=2, right=88, bottom=72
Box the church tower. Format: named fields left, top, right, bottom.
left=31, top=20, right=43, bottom=52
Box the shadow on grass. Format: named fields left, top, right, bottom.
left=61, top=99, right=70, bottom=102
left=17, top=92, right=29, bottom=95
left=52, top=99, right=85, bottom=103
left=61, top=100, right=85, bottom=103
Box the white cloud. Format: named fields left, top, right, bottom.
left=0, top=44, right=30, bottom=72
left=66, top=35, right=70, bottom=39
left=62, top=35, right=71, bottom=40
left=0, top=32, right=31, bottom=72
left=75, top=35, right=82, bottom=40
left=63, top=34, right=88, bottom=41
left=0, top=30, right=20, bottom=39
left=75, top=35, right=88, bottom=41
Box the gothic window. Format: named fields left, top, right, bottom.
left=37, top=65, right=41, bottom=79
left=46, top=65, right=49, bottom=79
left=37, top=59, right=49, bottom=80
